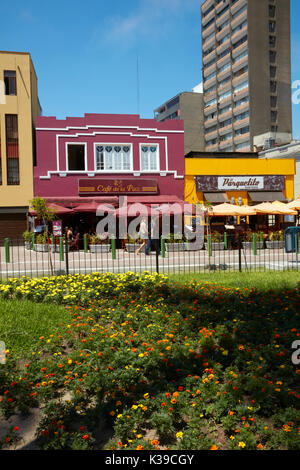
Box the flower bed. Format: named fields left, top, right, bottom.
left=0, top=273, right=299, bottom=451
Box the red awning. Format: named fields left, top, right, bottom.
left=73, top=202, right=115, bottom=213
left=115, top=204, right=160, bottom=218
left=45, top=197, right=119, bottom=208
left=126, top=195, right=185, bottom=205
left=29, top=203, right=74, bottom=216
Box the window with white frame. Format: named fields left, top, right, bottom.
left=140, top=145, right=159, bottom=171
left=95, top=145, right=132, bottom=171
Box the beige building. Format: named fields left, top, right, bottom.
left=202, top=0, right=292, bottom=153
left=154, top=88, right=205, bottom=155
left=0, top=51, right=41, bottom=241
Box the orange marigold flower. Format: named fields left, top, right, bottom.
left=210, top=445, right=218, bottom=450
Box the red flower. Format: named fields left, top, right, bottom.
left=82, top=434, right=89, bottom=440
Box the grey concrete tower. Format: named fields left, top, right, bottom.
left=201, top=0, right=292, bottom=152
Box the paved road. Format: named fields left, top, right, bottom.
left=0, top=245, right=299, bottom=278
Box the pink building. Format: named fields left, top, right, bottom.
left=34, top=113, right=185, bottom=207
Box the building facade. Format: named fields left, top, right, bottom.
left=34, top=113, right=185, bottom=206
left=185, top=152, right=295, bottom=206
left=154, top=90, right=205, bottom=155
left=259, top=141, right=300, bottom=199
left=0, top=51, right=41, bottom=241
left=202, top=0, right=292, bottom=153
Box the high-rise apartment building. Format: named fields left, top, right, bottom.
left=201, top=0, right=292, bottom=153
left=0, top=51, right=41, bottom=241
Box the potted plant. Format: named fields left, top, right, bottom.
left=23, top=230, right=32, bottom=250
left=35, top=233, right=49, bottom=252
left=165, top=233, right=186, bottom=252
left=89, top=233, right=111, bottom=253
left=242, top=231, right=264, bottom=250
left=125, top=235, right=144, bottom=253
left=266, top=230, right=284, bottom=249
left=205, top=231, right=225, bottom=251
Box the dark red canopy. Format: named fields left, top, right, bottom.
left=73, top=201, right=115, bottom=214
left=29, top=203, right=74, bottom=216
left=115, top=204, right=160, bottom=218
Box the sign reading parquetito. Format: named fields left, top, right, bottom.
left=195, top=175, right=285, bottom=192
left=78, top=178, right=158, bottom=196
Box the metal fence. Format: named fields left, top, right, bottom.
left=0, top=234, right=299, bottom=280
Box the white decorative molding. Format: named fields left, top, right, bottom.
left=39, top=170, right=184, bottom=180
left=36, top=124, right=184, bottom=134
left=59, top=173, right=67, bottom=177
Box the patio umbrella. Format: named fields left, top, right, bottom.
left=29, top=203, right=74, bottom=216
left=287, top=199, right=300, bottom=211
left=253, top=202, right=297, bottom=215
left=208, top=203, right=241, bottom=217
left=73, top=201, right=115, bottom=214
left=156, top=203, right=196, bottom=216
left=232, top=205, right=257, bottom=216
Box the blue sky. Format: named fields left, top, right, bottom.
left=1, top=0, right=300, bottom=138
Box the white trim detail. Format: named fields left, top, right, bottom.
left=40, top=170, right=184, bottom=180
left=36, top=124, right=184, bottom=134
left=44, top=130, right=172, bottom=177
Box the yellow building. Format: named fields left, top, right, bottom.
left=185, top=152, right=295, bottom=206
left=0, top=51, right=41, bottom=241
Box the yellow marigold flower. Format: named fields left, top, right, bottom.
left=176, top=432, right=183, bottom=439
left=238, top=442, right=246, bottom=448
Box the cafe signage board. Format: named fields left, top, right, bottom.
left=79, top=178, right=158, bottom=196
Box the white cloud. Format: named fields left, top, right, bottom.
left=94, top=0, right=200, bottom=48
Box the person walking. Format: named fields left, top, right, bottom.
left=136, top=217, right=148, bottom=255
left=145, top=216, right=160, bottom=256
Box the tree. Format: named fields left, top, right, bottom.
left=29, top=197, right=57, bottom=275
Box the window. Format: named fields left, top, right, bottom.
left=219, top=118, right=232, bottom=128
left=95, top=145, right=132, bottom=171
left=271, top=111, right=277, bottom=122
left=270, top=96, right=277, bottom=108
left=269, top=50, right=276, bottom=63
left=270, top=66, right=276, bottom=78
left=5, top=115, right=19, bottom=185
left=269, top=35, right=276, bottom=48
left=269, top=5, right=276, bottom=18
left=4, top=71, right=17, bottom=96
left=235, top=126, right=249, bottom=136
left=140, top=145, right=159, bottom=172
left=67, top=144, right=86, bottom=171
left=236, top=141, right=250, bottom=150
left=270, top=80, right=277, bottom=93
left=269, top=21, right=276, bottom=33
left=234, top=80, right=248, bottom=93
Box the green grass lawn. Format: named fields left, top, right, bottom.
left=169, top=271, right=300, bottom=291
left=0, top=300, right=70, bottom=356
